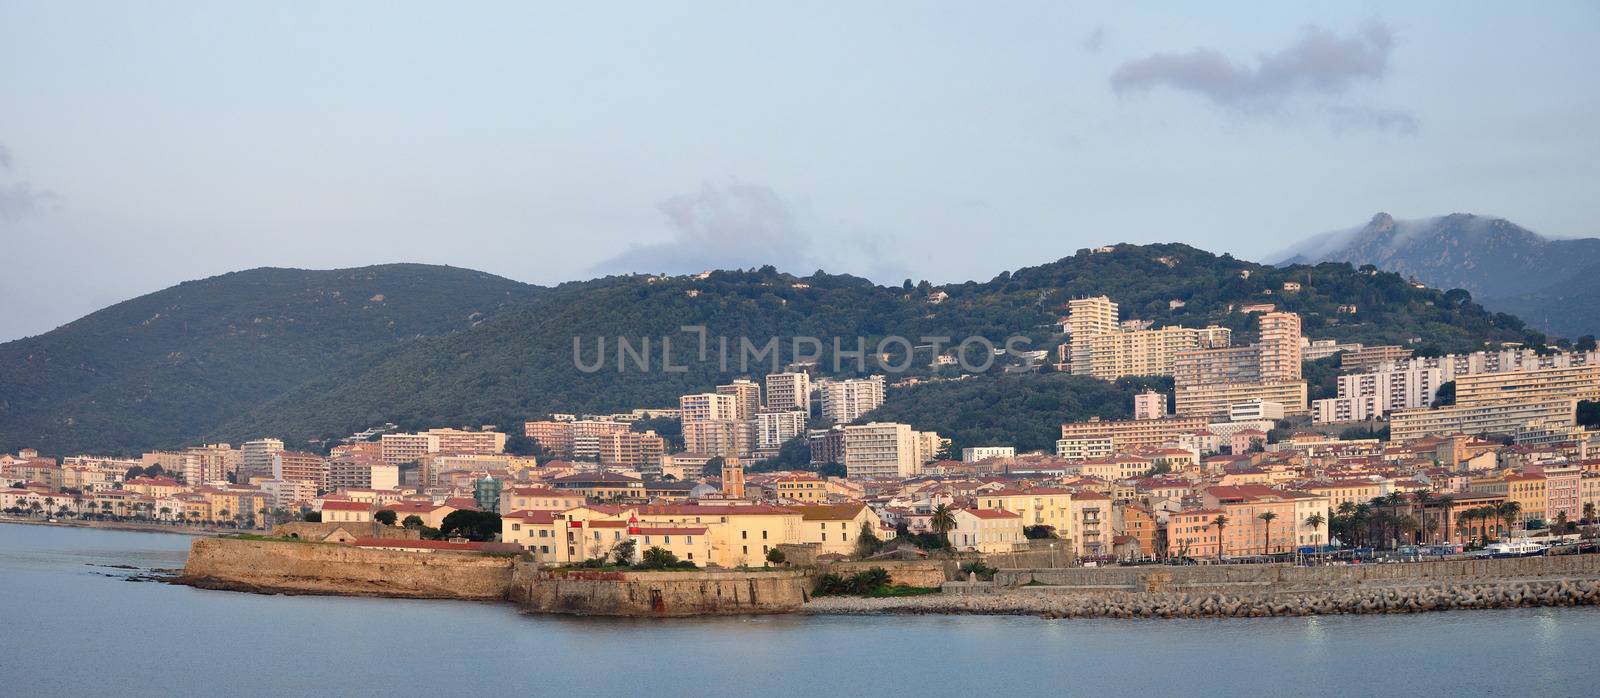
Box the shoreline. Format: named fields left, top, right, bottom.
left=0, top=516, right=231, bottom=538
left=804, top=577, right=1600, bottom=618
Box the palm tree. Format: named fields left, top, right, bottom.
left=930, top=504, right=956, bottom=537
left=1413, top=491, right=1434, bottom=544
left=1437, top=494, right=1455, bottom=543
left=1258, top=511, right=1277, bottom=555
left=158, top=506, right=172, bottom=523
left=1304, top=512, right=1326, bottom=547
left=1584, top=502, right=1596, bottom=525
left=217, top=508, right=230, bottom=527
left=1497, top=501, right=1522, bottom=538
left=1211, top=515, right=1229, bottom=561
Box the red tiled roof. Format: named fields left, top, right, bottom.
left=962, top=508, right=1021, bottom=519
left=349, top=538, right=484, bottom=551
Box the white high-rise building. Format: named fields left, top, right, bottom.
left=764, top=372, right=812, bottom=415
left=820, top=376, right=886, bottom=423
left=716, top=379, right=763, bottom=420
left=679, top=393, right=739, bottom=423
left=755, top=410, right=808, bottom=451
left=1133, top=390, right=1167, bottom=420
left=843, top=422, right=937, bottom=479
left=239, top=438, right=284, bottom=482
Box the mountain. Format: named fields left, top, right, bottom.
left=0, top=264, right=539, bottom=454
left=3, top=245, right=1548, bottom=456
left=1279, top=213, right=1600, bottom=339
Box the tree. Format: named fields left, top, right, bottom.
left=1497, top=501, right=1522, bottom=537
left=1431, top=381, right=1456, bottom=408
left=765, top=548, right=787, bottom=566
left=1303, top=512, right=1325, bottom=546
left=438, top=510, right=501, bottom=542
left=374, top=509, right=398, bottom=526
left=302, top=510, right=322, bottom=523
left=930, top=504, right=956, bottom=537
left=1211, top=515, right=1229, bottom=560
left=1437, top=494, right=1455, bottom=543
left=402, top=515, right=424, bottom=529
left=1584, top=502, right=1596, bottom=525
left=638, top=546, right=678, bottom=569
left=1257, top=512, right=1277, bottom=555
left=854, top=521, right=884, bottom=559
left=611, top=539, right=637, bottom=566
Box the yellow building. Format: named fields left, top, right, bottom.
left=948, top=508, right=1025, bottom=553
left=977, top=487, right=1073, bottom=542
left=791, top=503, right=882, bottom=557
left=772, top=475, right=831, bottom=503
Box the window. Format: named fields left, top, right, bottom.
left=664, top=536, right=672, bottom=544
left=742, top=545, right=748, bottom=554
left=512, top=524, right=521, bottom=531
left=741, top=530, right=748, bottom=540
left=762, top=530, right=768, bottom=540
left=822, top=532, right=827, bottom=541
left=685, top=536, right=693, bottom=544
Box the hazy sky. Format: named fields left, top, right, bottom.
left=3, top=2, right=1598, bottom=341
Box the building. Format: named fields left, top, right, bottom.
left=977, top=487, right=1072, bottom=541
left=1175, top=381, right=1308, bottom=419
left=764, top=372, right=812, bottom=415
left=321, top=499, right=373, bottom=523
left=1341, top=345, right=1413, bottom=371
left=961, top=446, right=1015, bottom=463
left=596, top=430, right=666, bottom=469
left=327, top=455, right=398, bottom=492
left=819, top=376, right=886, bottom=423
left=770, top=475, right=831, bottom=503
left=716, top=379, right=763, bottom=420
left=807, top=426, right=846, bottom=465
left=1066, top=296, right=1120, bottom=373
left=1056, top=436, right=1115, bottom=461
left=239, top=438, right=284, bottom=482
left=1133, top=390, right=1167, bottom=420
left=682, top=419, right=755, bottom=459
left=679, top=393, right=739, bottom=423
left=1230, top=399, right=1284, bottom=422
left=1454, top=364, right=1600, bottom=407
left=755, top=410, right=808, bottom=452
left=792, top=503, right=883, bottom=557
left=1058, top=416, right=1210, bottom=454
left=842, top=422, right=930, bottom=479
left=1389, top=399, right=1578, bottom=441
left=272, top=451, right=328, bottom=492
left=379, top=433, right=439, bottom=465
left=948, top=508, right=1024, bottom=553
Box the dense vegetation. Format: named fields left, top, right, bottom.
left=2, top=244, right=1549, bottom=455
left=0, top=264, right=537, bottom=454
left=862, top=373, right=1172, bottom=454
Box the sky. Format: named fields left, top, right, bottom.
left=2, top=1, right=1598, bottom=341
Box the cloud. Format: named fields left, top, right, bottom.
left=1112, top=21, right=1393, bottom=106
left=1109, top=21, right=1415, bottom=132
left=591, top=182, right=821, bottom=276
left=0, top=142, right=58, bottom=220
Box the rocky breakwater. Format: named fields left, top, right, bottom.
left=806, top=578, right=1600, bottom=618
left=179, top=537, right=516, bottom=600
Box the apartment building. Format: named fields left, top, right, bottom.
left=326, top=454, right=399, bottom=491
left=1340, top=345, right=1414, bottom=371
left=1133, top=390, right=1167, bottom=420
left=1058, top=416, right=1209, bottom=454
left=239, top=438, right=284, bottom=482
left=755, top=410, right=808, bottom=451
left=716, top=379, right=763, bottom=421
left=272, top=451, right=328, bottom=492
left=842, top=422, right=933, bottom=479
left=1389, top=398, right=1577, bottom=441
left=819, top=376, right=886, bottom=423
left=595, top=430, right=666, bottom=469
left=682, top=419, right=755, bottom=459
left=1454, top=364, right=1600, bottom=407
left=1066, top=296, right=1120, bottom=372
left=379, top=433, right=439, bottom=465
left=1175, top=381, right=1308, bottom=419
left=961, top=446, right=1015, bottom=463
left=764, top=372, right=812, bottom=415
left=679, top=393, right=739, bottom=423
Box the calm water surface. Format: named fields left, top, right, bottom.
left=2, top=522, right=1597, bottom=697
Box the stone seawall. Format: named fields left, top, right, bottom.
left=826, top=561, right=947, bottom=588
left=809, top=579, right=1600, bottom=618
left=513, top=567, right=810, bottom=616
left=996, top=554, right=1600, bottom=591
left=179, top=538, right=516, bottom=600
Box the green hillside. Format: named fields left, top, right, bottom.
left=210, top=244, right=1544, bottom=448
left=2, top=244, right=1549, bottom=455
left=0, top=264, right=539, bottom=454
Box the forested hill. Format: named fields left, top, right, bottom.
left=211, top=244, right=1542, bottom=451
left=0, top=264, right=539, bottom=454
left=2, top=244, right=1549, bottom=455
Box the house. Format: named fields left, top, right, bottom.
left=947, top=508, right=1024, bottom=554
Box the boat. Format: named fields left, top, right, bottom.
left=1483, top=538, right=1547, bottom=558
